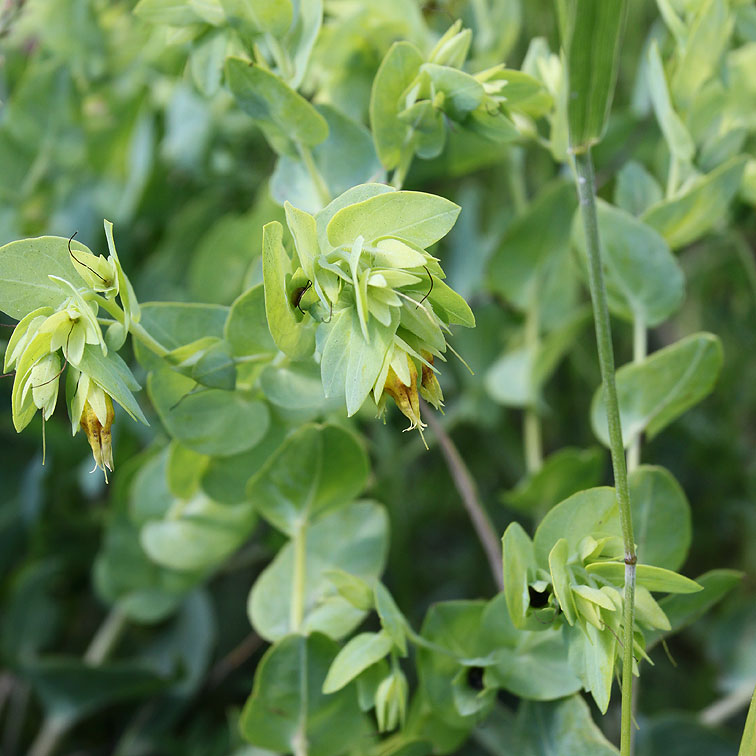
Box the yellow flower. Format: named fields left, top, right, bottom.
left=79, top=394, right=115, bottom=481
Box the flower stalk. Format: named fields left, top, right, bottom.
left=573, top=149, right=636, bottom=756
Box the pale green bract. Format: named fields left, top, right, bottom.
left=261, top=183, right=474, bottom=440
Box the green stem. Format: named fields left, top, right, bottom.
left=524, top=296, right=543, bottom=474
left=627, top=316, right=646, bottom=473
left=93, top=296, right=169, bottom=359
left=129, top=320, right=169, bottom=359
left=28, top=609, right=127, bottom=756
left=291, top=522, right=307, bottom=632
left=573, top=149, right=636, bottom=756
left=297, top=144, right=331, bottom=208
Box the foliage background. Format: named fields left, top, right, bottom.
left=1, top=0, right=755, bottom=754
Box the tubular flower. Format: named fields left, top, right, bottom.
left=79, top=392, right=115, bottom=481
left=382, top=357, right=424, bottom=434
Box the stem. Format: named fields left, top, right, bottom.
left=28, top=609, right=127, bottom=756
left=297, top=144, right=331, bottom=208
left=128, top=320, right=169, bottom=359
left=524, top=297, right=543, bottom=474
left=290, top=522, right=307, bottom=632
left=573, top=149, right=636, bottom=756
left=94, top=295, right=169, bottom=359
left=421, top=402, right=504, bottom=591
left=626, top=316, right=646, bottom=474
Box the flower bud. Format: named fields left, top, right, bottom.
left=375, top=668, right=408, bottom=732
left=79, top=390, right=114, bottom=481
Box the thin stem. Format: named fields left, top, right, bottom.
left=28, top=608, right=127, bottom=756
left=128, top=320, right=169, bottom=359
left=291, top=522, right=307, bottom=632
left=93, top=296, right=169, bottom=359
left=626, top=316, right=646, bottom=474
left=573, top=149, right=636, bottom=756
left=422, top=402, right=504, bottom=591
left=524, top=296, right=543, bottom=474
left=506, top=147, right=528, bottom=215
left=297, top=143, right=331, bottom=208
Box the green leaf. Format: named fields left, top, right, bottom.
left=134, top=0, right=205, bottom=26
left=147, top=369, right=270, bottom=456
left=220, top=0, right=293, bottom=37
left=548, top=538, right=577, bottom=625
left=738, top=685, right=756, bottom=756
left=190, top=340, right=236, bottom=391
left=319, top=307, right=396, bottom=416
left=671, top=0, right=732, bottom=111
left=239, top=633, right=364, bottom=756
left=586, top=562, right=702, bottom=593
left=225, top=58, right=328, bottom=155
left=315, top=183, right=394, bottom=253
left=374, top=582, right=408, bottom=655
left=200, top=420, right=288, bottom=504
left=572, top=200, right=685, bottom=327
left=370, top=41, right=424, bottom=171
left=248, top=500, right=388, bottom=641
left=501, top=522, right=538, bottom=630
left=426, top=276, right=475, bottom=328
left=614, top=161, right=663, bottom=217
left=591, top=333, right=724, bottom=447
left=246, top=423, right=369, bottom=535
left=261, top=220, right=316, bottom=360
left=134, top=302, right=229, bottom=370
left=487, top=181, right=577, bottom=310
left=646, top=569, right=743, bottom=648
left=480, top=594, right=581, bottom=700
left=77, top=346, right=148, bottom=425
left=324, top=569, right=373, bottom=612
left=646, top=40, right=694, bottom=163
left=327, top=189, right=460, bottom=250
left=323, top=631, right=393, bottom=693
left=224, top=284, right=277, bottom=358
left=416, top=601, right=492, bottom=728
left=533, top=487, right=619, bottom=566
left=0, top=236, right=83, bottom=319
left=642, top=157, right=748, bottom=250
left=141, top=495, right=256, bottom=572
left=476, top=695, right=619, bottom=755
left=271, top=105, right=385, bottom=214
left=567, top=621, right=617, bottom=713
left=420, top=64, right=485, bottom=118
left=503, top=447, right=604, bottom=515
left=558, top=0, right=628, bottom=151
left=629, top=465, right=691, bottom=571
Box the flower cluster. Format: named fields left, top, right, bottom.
left=262, top=185, right=475, bottom=441
left=502, top=503, right=702, bottom=712
left=1, top=221, right=143, bottom=480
